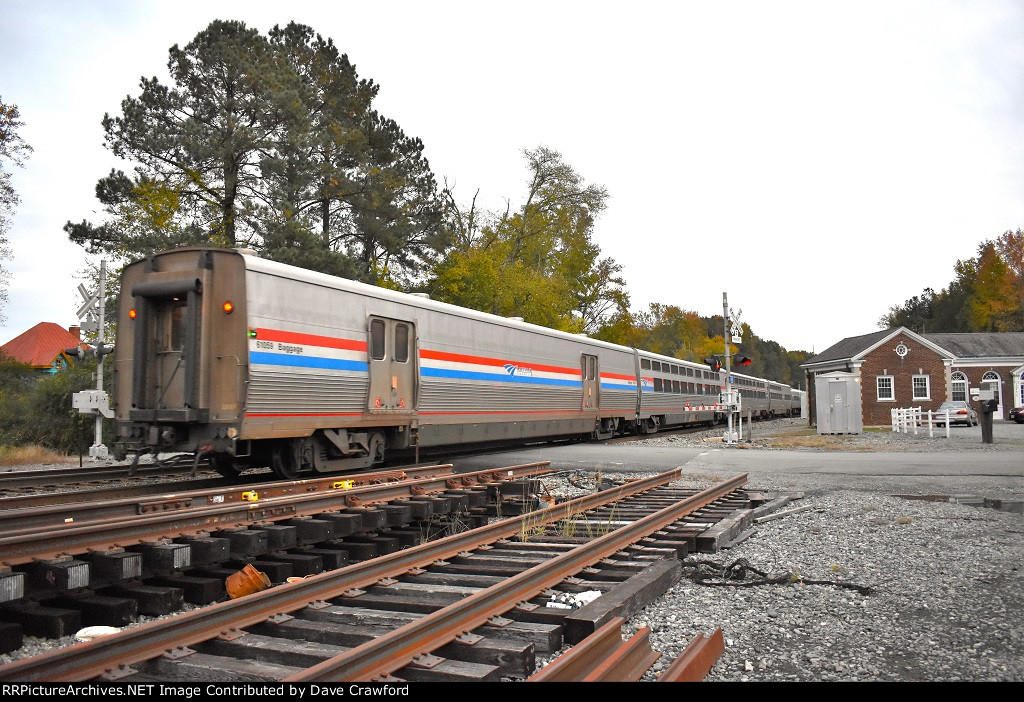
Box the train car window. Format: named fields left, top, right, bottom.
left=168, top=302, right=187, bottom=351
left=654, top=378, right=663, bottom=392
left=673, top=380, right=680, bottom=393
left=394, top=324, right=409, bottom=363
left=641, top=359, right=651, bottom=370
left=671, top=365, right=678, bottom=374
left=652, top=361, right=661, bottom=372
left=587, top=356, right=597, bottom=380
left=370, top=319, right=386, bottom=360
left=686, top=368, right=693, bottom=377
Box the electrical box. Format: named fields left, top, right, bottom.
left=72, top=390, right=114, bottom=418
left=815, top=371, right=862, bottom=434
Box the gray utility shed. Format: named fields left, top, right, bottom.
left=815, top=371, right=863, bottom=434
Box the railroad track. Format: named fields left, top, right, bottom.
left=0, top=463, right=460, bottom=520
left=0, top=463, right=553, bottom=642
left=0, top=457, right=227, bottom=496
left=0, top=469, right=751, bottom=682
left=0, top=422, right=720, bottom=500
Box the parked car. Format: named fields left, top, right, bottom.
left=1010, top=406, right=1024, bottom=424
left=935, top=401, right=978, bottom=426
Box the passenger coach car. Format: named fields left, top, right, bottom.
left=114, top=248, right=802, bottom=478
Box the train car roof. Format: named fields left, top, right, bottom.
left=235, top=249, right=637, bottom=355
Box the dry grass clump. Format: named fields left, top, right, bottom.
left=759, top=434, right=857, bottom=450
left=0, top=445, right=73, bottom=466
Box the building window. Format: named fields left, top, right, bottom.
left=877, top=376, right=894, bottom=401
left=951, top=371, right=967, bottom=402
left=912, top=375, right=930, bottom=400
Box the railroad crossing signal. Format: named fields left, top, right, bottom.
left=704, top=356, right=722, bottom=372
left=734, top=356, right=751, bottom=367
left=77, top=282, right=101, bottom=333
left=72, top=259, right=112, bottom=460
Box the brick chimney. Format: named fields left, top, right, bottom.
left=69, top=325, right=81, bottom=342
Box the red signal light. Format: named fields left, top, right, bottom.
left=222, top=301, right=234, bottom=314
left=128, top=308, right=137, bottom=319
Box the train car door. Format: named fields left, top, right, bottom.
left=130, top=279, right=205, bottom=420
left=581, top=353, right=599, bottom=409
left=367, top=317, right=417, bottom=414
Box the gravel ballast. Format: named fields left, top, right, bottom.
left=623, top=418, right=1024, bottom=682
left=635, top=485, right=1023, bottom=681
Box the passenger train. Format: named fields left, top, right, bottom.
left=113, top=248, right=803, bottom=478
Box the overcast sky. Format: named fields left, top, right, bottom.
left=1, top=0, right=1022, bottom=354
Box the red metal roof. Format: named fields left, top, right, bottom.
left=0, top=322, right=89, bottom=368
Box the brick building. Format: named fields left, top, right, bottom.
left=802, top=327, right=1024, bottom=426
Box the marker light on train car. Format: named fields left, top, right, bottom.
left=128, top=308, right=137, bottom=319
left=222, top=301, right=234, bottom=314
left=247, top=328, right=257, bottom=338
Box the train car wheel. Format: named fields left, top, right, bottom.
left=271, top=440, right=303, bottom=480
left=368, top=432, right=386, bottom=465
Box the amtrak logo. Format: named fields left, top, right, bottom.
left=503, top=364, right=533, bottom=376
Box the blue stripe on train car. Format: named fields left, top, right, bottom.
left=250, top=352, right=369, bottom=372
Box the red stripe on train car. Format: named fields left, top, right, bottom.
left=419, top=349, right=581, bottom=376
left=255, top=328, right=368, bottom=352
left=419, top=410, right=585, bottom=416
left=247, top=412, right=365, bottom=418
left=601, top=372, right=637, bottom=381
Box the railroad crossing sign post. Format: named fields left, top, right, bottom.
left=722, top=293, right=738, bottom=445
left=71, top=259, right=114, bottom=461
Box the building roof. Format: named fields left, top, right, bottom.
left=922, top=332, right=1024, bottom=359
left=0, top=322, right=87, bottom=368
left=802, top=328, right=897, bottom=366
left=803, top=327, right=1024, bottom=369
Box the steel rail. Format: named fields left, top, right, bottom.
left=656, top=627, right=725, bottom=682
left=288, top=472, right=747, bottom=681
left=527, top=617, right=661, bottom=682
left=0, top=466, right=699, bottom=682
left=0, top=463, right=553, bottom=566
left=582, top=627, right=660, bottom=682
left=0, top=464, right=459, bottom=529
left=0, top=461, right=206, bottom=491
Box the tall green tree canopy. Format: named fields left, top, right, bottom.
left=430, top=147, right=627, bottom=332
left=0, top=96, right=33, bottom=323
left=880, top=229, right=1024, bottom=333
left=65, top=20, right=444, bottom=286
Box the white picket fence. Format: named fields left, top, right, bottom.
left=891, top=407, right=951, bottom=438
